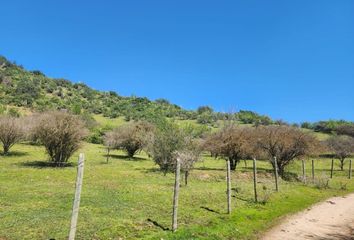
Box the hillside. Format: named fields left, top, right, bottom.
left=0, top=55, right=273, bottom=125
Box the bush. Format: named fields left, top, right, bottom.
left=0, top=116, right=25, bottom=154
left=203, top=123, right=256, bottom=170
left=32, top=111, right=87, bottom=166
left=147, top=121, right=185, bottom=174
left=326, top=135, right=354, bottom=170
left=104, top=121, right=153, bottom=158
left=257, top=126, right=321, bottom=177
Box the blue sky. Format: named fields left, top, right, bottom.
left=1, top=0, right=353, bottom=122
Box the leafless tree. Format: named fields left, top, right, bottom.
left=104, top=121, right=154, bottom=158
left=326, top=135, right=354, bottom=170
left=0, top=116, right=25, bottom=155
left=203, top=124, right=255, bottom=170
left=336, top=125, right=354, bottom=138
left=256, top=125, right=320, bottom=177
left=32, top=111, right=88, bottom=166
left=174, top=138, right=202, bottom=186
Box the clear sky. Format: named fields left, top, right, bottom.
left=1, top=0, right=353, bottom=123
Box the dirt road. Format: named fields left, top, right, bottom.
left=262, top=194, right=354, bottom=240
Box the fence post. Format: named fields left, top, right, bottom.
left=106, top=148, right=110, bottom=163
left=330, top=158, right=334, bottom=179
left=226, top=159, right=231, bottom=214
left=69, top=153, right=85, bottom=240
left=311, top=159, right=315, bottom=183
left=172, top=158, right=181, bottom=232
left=302, top=159, right=306, bottom=183
left=253, top=158, right=258, bottom=202
left=349, top=160, right=352, bottom=180
left=273, top=157, right=279, bottom=192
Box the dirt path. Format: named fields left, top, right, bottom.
left=261, top=194, right=354, bottom=240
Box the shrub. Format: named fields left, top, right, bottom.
left=0, top=116, right=25, bottom=154
left=326, top=135, right=354, bottom=170
left=147, top=120, right=189, bottom=174
left=203, top=124, right=256, bottom=170
left=32, top=111, right=87, bottom=166
left=174, top=138, right=202, bottom=185
left=256, top=126, right=321, bottom=177
left=104, top=121, right=153, bottom=158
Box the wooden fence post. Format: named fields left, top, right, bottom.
left=311, top=159, right=315, bottom=183
left=69, top=153, right=85, bottom=240
left=172, top=158, right=181, bottom=232
left=302, top=159, right=306, bottom=183
left=106, top=148, right=110, bottom=163
left=330, top=158, right=334, bottom=179
left=226, top=159, right=231, bottom=214
left=253, top=158, right=258, bottom=202
left=349, top=160, right=352, bottom=180
left=273, top=157, right=279, bottom=192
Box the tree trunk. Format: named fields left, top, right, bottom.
left=106, top=148, right=110, bottom=163
left=3, top=145, right=9, bottom=155
left=184, top=171, right=189, bottom=186
left=340, top=158, right=345, bottom=171
left=230, top=159, right=238, bottom=171
left=127, top=148, right=137, bottom=158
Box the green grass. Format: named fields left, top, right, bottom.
left=0, top=144, right=353, bottom=240
left=93, top=115, right=127, bottom=128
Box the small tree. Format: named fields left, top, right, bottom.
left=326, top=135, right=354, bottom=170
left=104, top=121, right=153, bottom=158
left=204, top=124, right=254, bottom=170
left=336, top=124, right=354, bottom=138
left=33, top=111, right=87, bottom=166
left=0, top=116, right=24, bottom=155
left=256, top=125, right=320, bottom=177
left=147, top=121, right=185, bottom=174
left=174, top=138, right=202, bottom=186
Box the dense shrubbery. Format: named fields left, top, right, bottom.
left=0, top=116, right=25, bottom=154
left=32, top=111, right=88, bottom=166
left=256, top=125, right=321, bottom=176
left=301, top=120, right=354, bottom=134
left=204, top=123, right=256, bottom=170
left=104, top=121, right=154, bottom=158
left=0, top=55, right=276, bottom=125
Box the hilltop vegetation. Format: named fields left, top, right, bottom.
left=0, top=55, right=272, bottom=126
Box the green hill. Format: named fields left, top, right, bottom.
left=0, top=55, right=273, bottom=126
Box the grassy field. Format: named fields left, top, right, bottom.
left=0, top=143, right=353, bottom=240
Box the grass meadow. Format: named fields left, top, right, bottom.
left=0, top=143, right=353, bottom=240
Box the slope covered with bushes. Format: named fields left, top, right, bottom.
left=0, top=55, right=273, bottom=125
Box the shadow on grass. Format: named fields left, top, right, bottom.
left=194, top=167, right=224, bottom=171
left=1, top=151, right=28, bottom=157
left=200, top=206, right=221, bottom=214
left=18, top=161, right=75, bottom=169
left=104, top=154, right=147, bottom=161
left=147, top=218, right=170, bottom=231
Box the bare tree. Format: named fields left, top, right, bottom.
left=174, top=138, right=202, bottom=186
left=336, top=125, right=354, bottom=138
left=326, top=135, right=354, bottom=171
left=256, top=125, right=320, bottom=177
left=104, top=121, right=153, bottom=158
left=32, top=111, right=88, bottom=166
left=203, top=124, right=255, bottom=170
left=0, top=116, right=24, bottom=155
